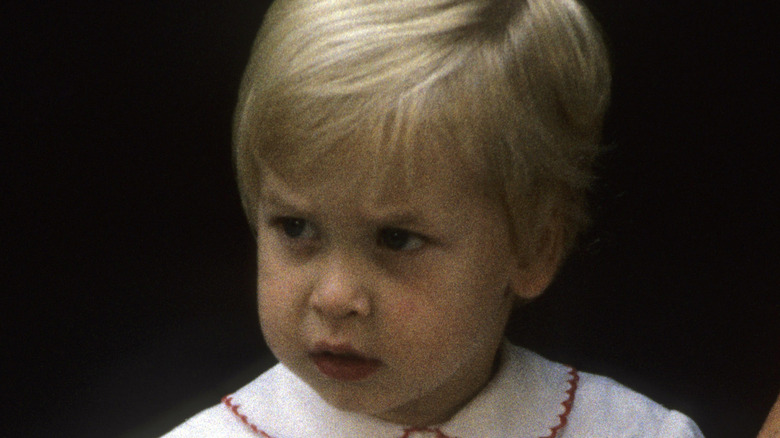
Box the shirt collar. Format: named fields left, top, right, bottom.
left=225, top=342, right=578, bottom=438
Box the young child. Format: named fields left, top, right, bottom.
left=164, top=0, right=704, bottom=436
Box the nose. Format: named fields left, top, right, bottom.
left=309, top=252, right=371, bottom=319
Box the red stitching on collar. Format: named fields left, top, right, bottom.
left=223, top=366, right=579, bottom=437
left=540, top=367, right=579, bottom=438
left=224, top=395, right=458, bottom=438
left=224, top=396, right=458, bottom=438
left=223, top=395, right=275, bottom=438
left=400, top=427, right=456, bottom=438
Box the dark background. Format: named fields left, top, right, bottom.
left=3, top=1, right=777, bottom=437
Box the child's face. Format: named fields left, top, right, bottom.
left=254, top=151, right=531, bottom=426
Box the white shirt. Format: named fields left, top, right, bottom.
left=162, top=343, right=703, bottom=437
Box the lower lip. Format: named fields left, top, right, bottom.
left=311, top=353, right=382, bottom=381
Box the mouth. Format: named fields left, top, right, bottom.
left=309, top=344, right=382, bottom=381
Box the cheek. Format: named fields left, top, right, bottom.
left=255, top=257, right=304, bottom=329
left=388, top=295, right=419, bottom=318
left=256, top=240, right=300, bottom=294
left=420, top=267, right=511, bottom=343
left=256, top=270, right=305, bottom=359
left=257, top=267, right=304, bottom=306
left=382, top=286, right=481, bottom=354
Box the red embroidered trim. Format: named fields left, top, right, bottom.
left=540, top=367, right=579, bottom=438
left=223, top=395, right=275, bottom=438
left=400, top=427, right=457, bottom=438
left=224, top=396, right=457, bottom=438
left=224, top=368, right=578, bottom=438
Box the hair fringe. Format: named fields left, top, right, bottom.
left=234, top=0, right=611, bottom=261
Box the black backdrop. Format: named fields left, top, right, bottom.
left=3, top=1, right=777, bottom=437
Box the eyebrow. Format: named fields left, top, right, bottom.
left=261, top=186, right=431, bottom=226
left=257, top=173, right=446, bottom=230
left=366, top=210, right=425, bottom=227
left=259, top=187, right=310, bottom=212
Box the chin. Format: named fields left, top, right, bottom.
left=324, top=393, right=379, bottom=413
left=314, top=384, right=393, bottom=416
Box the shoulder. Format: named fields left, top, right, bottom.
left=561, top=371, right=704, bottom=438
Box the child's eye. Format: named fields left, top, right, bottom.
left=273, top=217, right=316, bottom=240
left=378, top=228, right=424, bottom=251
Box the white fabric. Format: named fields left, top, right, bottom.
left=162, top=343, right=703, bottom=437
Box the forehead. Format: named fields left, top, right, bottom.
left=259, top=139, right=492, bottom=216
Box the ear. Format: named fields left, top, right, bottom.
left=508, top=223, right=565, bottom=301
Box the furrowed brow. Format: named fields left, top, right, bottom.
left=259, top=184, right=310, bottom=213
left=363, top=207, right=442, bottom=231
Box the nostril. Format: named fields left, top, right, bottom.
left=308, top=254, right=372, bottom=318
left=309, top=282, right=371, bottom=319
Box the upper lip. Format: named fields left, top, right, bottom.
left=310, top=342, right=376, bottom=359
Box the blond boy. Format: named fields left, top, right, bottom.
left=164, top=0, right=703, bottom=436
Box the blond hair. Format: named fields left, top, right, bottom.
left=234, top=0, right=610, bottom=263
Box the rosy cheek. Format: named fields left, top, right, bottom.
left=384, top=296, right=442, bottom=347
left=391, top=296, right=419, bottom=319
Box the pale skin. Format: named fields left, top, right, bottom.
left=252, top=149, right=560, bottom=427
left=758, top=392, right=780, bottom=438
